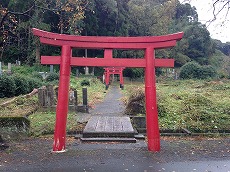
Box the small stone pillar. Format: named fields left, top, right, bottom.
left=8, top=63, right=11, bottom=74
left=50, top=65, right=54, bottom=73
left=0, top=62, right=2, bottom=76
left=75, top=88, right=89, bottom=113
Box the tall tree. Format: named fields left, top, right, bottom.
left=0, top=0, right=87, bottom=64
left=170, top=2, right=215, bottom=66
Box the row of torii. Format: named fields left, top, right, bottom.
left=32, top=28, right=183, bottom=153
left=103, top=67, right=125, bottom=90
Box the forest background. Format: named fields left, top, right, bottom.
left=0, top=0, right=230, bottom=78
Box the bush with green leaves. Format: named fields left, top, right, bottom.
left=46, top=72, right=59, bottom=82
left=179, top=62, right=201, bottom=79
left=31, top=72, right=43, bottom=80
left=179, top=62, right=217, bottom=79
left=0, top=75, right=16, bottom=98
left=26, top=77, right=43, bottom=92
left=12, top=75, right=30, bottom=96
left=12, top=65, right=49, bottom=76
left=199, top=65, right=217, bottom=79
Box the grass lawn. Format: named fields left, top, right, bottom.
left=123, top=79, right=230, bottom=133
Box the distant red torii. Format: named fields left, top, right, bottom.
left=32, top=28, right=183, bottom=153
left=103, top=67, right=125, bottom=89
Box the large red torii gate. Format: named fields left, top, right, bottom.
left=32, top=28, right=183, bottom=152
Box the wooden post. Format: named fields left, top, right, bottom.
left=82, top=88, right=87, bottom=106
left=82, top=88, right=88, bottom=113
left=74, top=90, right=78, bottom=110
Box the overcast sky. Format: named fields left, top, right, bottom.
left=180, top=0, right=230, bottom=43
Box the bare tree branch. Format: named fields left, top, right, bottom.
left=180, top=0, right=230, bottom=27
left=206, top=0, right=229, bottom=27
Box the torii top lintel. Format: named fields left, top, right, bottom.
left=33, top=28, right=183, bottom=49
left=32, top=28, right=183, bottom=68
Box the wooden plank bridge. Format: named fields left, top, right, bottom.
left=81, top=116, right=137, bottom=143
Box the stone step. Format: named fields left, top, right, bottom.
left=81, top=137, right=137, bottom=143
left=83, top=132, right=135, bottom=138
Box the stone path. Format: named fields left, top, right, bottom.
left=90, top=85, right=125, bottom=116
left=81, top=86, right=136, bottom=142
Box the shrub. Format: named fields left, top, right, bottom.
left=0, top=75, right=16, bottom=98
left=12, top=65, right=34, bottom=75
left=199, top=65, right=217, bottom=79
left=125, top=88, right=145, bottom=115
left=179, top=62, right=217, bottom=79
left=26, top=77, right=43, bottom=92
left=46, top=72, right=59, bottom=82
left=12, top=75, right=30, bottom=96
left=80, top=79, right=90, bottom=86
left=31, top=72, right=43, bottom=80
left=179, top=62, right=201, bottom=79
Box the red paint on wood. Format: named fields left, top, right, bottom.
left=41, top=56, right=174, bottom=68
left=32, top=28, right=183, bottom=43
left=103, top=67, right=125, bottom=88
left=53, top=45, right=71, bottom=152
left=39, top=37, right=178, bottom=49
left=145, top=47, right=160, bottom=152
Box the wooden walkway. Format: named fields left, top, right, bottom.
left=81, top=116, right=137, bottom=142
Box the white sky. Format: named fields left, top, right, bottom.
left=180, top=0, right=230, bottom=43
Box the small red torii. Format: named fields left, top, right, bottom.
left=103, top=67, right=125, bottom=89
left=32, top=28, right=183, bottom=152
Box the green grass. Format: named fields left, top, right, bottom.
left=70, top=76, right=106, bottom=106
left=124, top=79, right=230, bottom=132
left=29, top=111, right=77, bottom=136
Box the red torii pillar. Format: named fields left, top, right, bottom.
left=32, top=28, right=183, bottom=152
left=103, top=67, right=125, bottom=90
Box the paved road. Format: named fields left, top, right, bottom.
left=1, top=138, right=230, bottom=172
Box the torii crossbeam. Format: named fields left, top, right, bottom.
left=32, top=28, right=183, bottom=152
